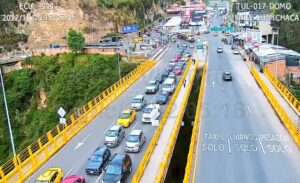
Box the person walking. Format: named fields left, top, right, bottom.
left=183, top=79, right=186, bottom=88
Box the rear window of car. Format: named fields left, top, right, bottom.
left=127, top=135, right=139, bottom=142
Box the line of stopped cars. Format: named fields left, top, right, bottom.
left=35, top=46, right=191, bottom=183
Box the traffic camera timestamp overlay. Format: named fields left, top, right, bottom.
left=232, top=2, right=299, bottom=22
left=1, top=2, right=77, bottom=22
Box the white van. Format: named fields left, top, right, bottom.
left=162, top=78, right=175, bottom=94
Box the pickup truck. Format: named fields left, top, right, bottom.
left=142, top=104, right=160, bottom=123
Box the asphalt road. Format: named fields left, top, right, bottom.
left=192, top=17, right=300, bottom=183
left=24, top=38, right=193, bottom=183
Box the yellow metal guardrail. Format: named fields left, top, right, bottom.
left=154, top=60, right=199, bottom=182
left=264, top=68, right=300, bottom=115
left=251, top=66, right=300, bottom=148
left=131, top=61, right=192, bottom=183
left=183, top=62, right=207, bottom=183
left=0, top=60, right=156, bottom=183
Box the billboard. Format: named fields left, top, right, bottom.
left=122, top=24, right=138, bottom=33
left=246, top=29, right=262, bottom=43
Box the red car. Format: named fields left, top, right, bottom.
left=62, top=175, right=86, bottom=183
left=173, top=67, right=182, bottom=75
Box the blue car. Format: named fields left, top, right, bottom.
left=156, top=92, right=169, bottom=104
left=86, top=147, right=111, bottom=175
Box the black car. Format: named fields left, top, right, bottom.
left=156, top=92, right=169, bottom=104
left=155, top=74, right=165, bottom=84
left=223, top=71, right=232, bottom=81
left=102, top=154, right=132, bottom=183
left=86, top=147, right=111, bottom=175
left=162, top=69, right=170, bottom=78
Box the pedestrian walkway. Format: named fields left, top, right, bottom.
left=140, top=62, right=195, bottom=183
left=246, top=60, right=300, bottom=128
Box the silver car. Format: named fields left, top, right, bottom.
left=104, top=125, right=125, bottom=147
left=130, top=95, right=146, bottom=111
left=125, top=130, right=146, bottom=152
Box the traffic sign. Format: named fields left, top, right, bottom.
left=57, top=107, right=66, bottom=117
left=59, top=118, right=66, bottom=125
left=122, top=24, right=138, bottom=33
left=210, top=26, right=233, bottom=32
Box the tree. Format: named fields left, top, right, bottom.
left=67, top=29, right=85, bottom=53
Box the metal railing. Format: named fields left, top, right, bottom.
left=264, top=68, right=300, bottom=116
left=183, top=62, right=207, bottom=183
left=131, top=61, right=192, bottom=183
left=251, top=67, right=300, bottom=148
left=155, top=60, right=199, bottom=182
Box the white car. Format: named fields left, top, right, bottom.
left=142, top=104, right=160, bottom=123
left=130, top=95, right=146, bottom=111
left=104, top=125, right=125, bottom=147
left=217, top=47, right=223, bottom=53
left=233, top=49, right=239, bottom=55
left=125, top=130, right=146, bottom=152
left=189, top=44, right=195, bottom=48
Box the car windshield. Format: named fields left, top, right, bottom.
left=144, top=107, right=153, bottom=113
left=133, top=98, right=142, bottom=103
left=120, top=113, right=130, bottom=119
left=148, top=81, right=156, bottom=86
left=127, top=135, right=139, bottom=142
left=163, top=84, right=172, bottom=88
left=106, top=165, right=122, bottom=175
left=106, top=130, right=118, bottom=137
left=90, top=155, right=103, bottom=162
left=157, top=95, right=166, bottom=99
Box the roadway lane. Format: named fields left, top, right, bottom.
left=25, top=39, right=193, bottom=183
left=192, top=25, right=300, bottom=182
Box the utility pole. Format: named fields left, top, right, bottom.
left=275, top=27, right=280, bottom=77
left=0, top=67, right=16, bottom=157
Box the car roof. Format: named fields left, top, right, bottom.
left=110, top=154, right=127, bottom=165
left=37, top=168, right=61, bottom=181
left=62, top=175, right=84, bottom=183
left=130, top=129, right=142, bottom=136
left=94, top=147, right=107, bottom=155
left=110, top=125, right=122, bottom=131
left=134, top=95, right=144, bottom=99
left=122, top=109, right=132, bottom=114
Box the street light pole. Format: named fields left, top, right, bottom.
left=275, top=27, right=279, bottom=77
left=0, top=67, right=16, bottom=157
left=117, top=49, right=121, bottom=80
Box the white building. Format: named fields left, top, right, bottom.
left=163, top=16, right=182, bottom=32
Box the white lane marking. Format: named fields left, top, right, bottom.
left=227, top=138, right=232, bottom=154
left=247, top=105, right=251, bottom=114
left=212, top=81, right=215, bottom=87
left=259, top=137, right=266, bottom=154
left=65, top=164, right=77, bottom=177
left=132, top=120, right=140, bottom=130
left=223, top=105, right=227, bottom=116
left=96, top=172, right=104, bottom=183
left=221, top=85, right=224, bottom=92
left=74, top=133, right=92, bottom=150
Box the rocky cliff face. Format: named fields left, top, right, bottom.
left=0, top=0, right=176, bottom=52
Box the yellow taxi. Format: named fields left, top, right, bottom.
left=132, top=38, right=139, bottom=43
left=36, top=167, right=63, bottom=183
left=117, top=109, right=136, bottom=127
left=137, top=37, right=144, bottom=41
